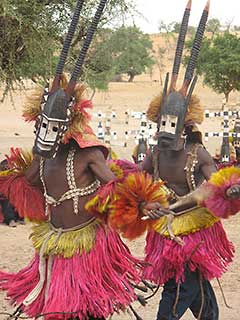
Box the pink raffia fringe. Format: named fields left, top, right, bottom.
left=108, top=159, right=138, bottom=175
left=203, top=171, right=240, bottom=219
left=0, top=225, right=142, bottom=319
left=144, top=221, right=234, bottom=285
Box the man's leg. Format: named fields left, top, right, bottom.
left=156, top=269, right=201, bottom=320
left=190, top=280, right=219, bottom=320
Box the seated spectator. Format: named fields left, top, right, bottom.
left=0, top=159, right=24, bottom=227
left=0, top=197, right=24, bottom=227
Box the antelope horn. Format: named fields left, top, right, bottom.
left=181, top=0, right=210, bottom=96
left=66, top=0, right=108, bottom=95
left=170, top=0, right=192, bottom=92
left=157, top=72, right=169, bottom=132
left=51, top=0, right=85, bottom=92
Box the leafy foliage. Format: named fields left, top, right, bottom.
left=206, top=18, right=221, bottom=36
left=82, top=29, right=116, bottom=91
left=0, top=0, right=135, bottom=98
left=107, top=26, right=154, bottom=82
left=184, top=32, right=240, bottom=101
left=172, top=22, right=196, bottom=36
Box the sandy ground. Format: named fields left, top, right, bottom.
left=0, top=33, right=240, bottom=319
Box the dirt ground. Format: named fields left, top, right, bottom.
left=0, top=33, right=240, bottom=319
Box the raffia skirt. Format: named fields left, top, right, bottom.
left=0, top=218, right=142, bottom=319
left=144, top=206, right=234, bottom=285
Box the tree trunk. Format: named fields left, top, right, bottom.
left=90, top=88, right=96, bottom=100
left=222, top=91, right=230, bottom=110
left=225, top=92, right=229, bottom=103
left=128, top=73, right=135, bottom=82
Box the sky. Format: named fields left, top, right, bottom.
left=133, top=0, right=240, bottom=34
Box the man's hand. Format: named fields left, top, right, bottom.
left=140, top=202, right=173, bottom=220
left=226, top=184, right=240, bottom=199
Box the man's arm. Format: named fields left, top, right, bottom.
left=24, top=156, right=41, bottom=187
left=87, top=148, right=116, bottom=184
left=198, top=146, right=217, bottom=181
left=141, top=153, right=154, bottom=174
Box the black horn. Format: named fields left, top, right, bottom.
left=51, top=0, right=85, bottom=92
left=170, top=0, right=192, bottom=92
left=181, top=0, right=210, bottom=96
left=67, top=0, right=108, bottom=95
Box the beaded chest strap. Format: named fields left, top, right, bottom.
left=40, top=148, right=100, bottom=215
left=184, top=143, right=201, bottom=191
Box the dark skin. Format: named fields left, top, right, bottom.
left=142, top=137, right=240, bottom=213
left=25, top=140, right=162, bottom=229
left=143, top=139, right=215, bottom=194
left=25, top=142, right=115, bottom=228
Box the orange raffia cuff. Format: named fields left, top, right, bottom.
left=108, top=172, right=168, bottom=240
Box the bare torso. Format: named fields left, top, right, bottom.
left=142, top=142, right=216, bottom=197
left=26, top=142, right=115, bottom=229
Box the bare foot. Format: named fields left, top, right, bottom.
left=9, top=220, right=17, bottom=227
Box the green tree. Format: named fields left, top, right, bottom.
left=82, top=29, right=116, bottom=94
left=172, top=22, right=196, bottom=36
left=184, top=32, right=240, bottom=102
left=108, top=26, right=154, bottom=82
left=158, top=20, right=176, bottom=56
left=206, top=18, right=221, bottom=37
left=0, top=0, right=135, bottom=100
left=233, top=25, right=240, bottom=32
left=153, top=47, right=166, bottom=85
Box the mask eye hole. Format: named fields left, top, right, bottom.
left=162, top=120, right=166, bottom=126
left=52, top=126, right=58, bottom=132
left=171, top=122, right=176, bottom=128
left=42, top=123, right=47, bottom=128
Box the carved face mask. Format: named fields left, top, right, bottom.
left=33, top=88, right=71, bottom=158
left=233, top=119, right=240, bottom=151
left=156, top=0, right=209, bottom=150
left=32, top=0, right=108, bottom=159
left=158, top=92, right=187, bottom=150
left=134, top=138, right=148, bottom=164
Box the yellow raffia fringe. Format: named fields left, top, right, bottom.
left=153, top=207, right=218, bottom=237
left=85, top=193, right=116, bottom=215
left=0, top=169, right=15, bottom=176
left=108, top=162, right=124, bottom=179
left=30, top=220, right=101, bottom=258
left=109, top=149, right=118, bottom=160
left=209, top=166, right=240, bottom=186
